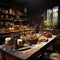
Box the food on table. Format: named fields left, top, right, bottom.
left=25, top=34, right=38, bottom=44
left=38, top=36, right=48, bottom=41
left=42, top=31, right=52, bottom=37
left=20, top=32, right=49, bottom=44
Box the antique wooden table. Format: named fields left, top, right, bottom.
left=0, top=35, right=56, bottom=60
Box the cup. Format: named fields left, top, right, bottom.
left=5, top=37, right=11, bottom=45
left=17, top=39, right=22, bottom=47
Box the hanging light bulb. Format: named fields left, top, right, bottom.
left=24, top=7, right=27, bottom=13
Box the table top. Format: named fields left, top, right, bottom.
left=0, top=35, right=56, bottom=60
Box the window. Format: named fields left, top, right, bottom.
left=47, top=6, right=58, bottom=28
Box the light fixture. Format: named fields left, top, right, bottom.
left=24, top=7, right=27, bottom=13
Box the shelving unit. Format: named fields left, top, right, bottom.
left=0, top=2, right=28, bottom=45
left=0, top=2, right=28, bottom=29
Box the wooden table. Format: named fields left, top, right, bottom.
left=0, top=35, right=56, bottom=60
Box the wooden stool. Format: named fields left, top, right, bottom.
left=49, top=53, right=60, bottom=60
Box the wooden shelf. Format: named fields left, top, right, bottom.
left=0, top=2, right=20, bottom=9
left=0, top=19, right=14, bottom=22
left=0, top=2, right=28, bottom=30
left=0, top=10, right=16, bottom=17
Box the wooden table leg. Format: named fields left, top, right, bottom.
left=52, top=39, right=56, bottom=52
